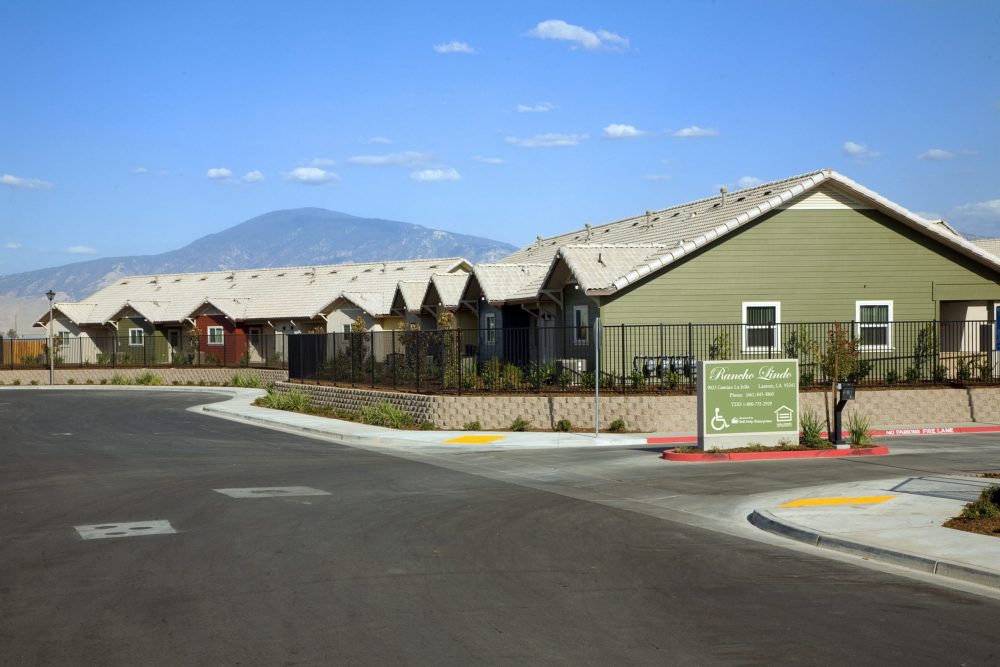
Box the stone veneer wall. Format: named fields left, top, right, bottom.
left=275, top=382, right=998, bottom=431
left=0, top=367, right=287, bottom=386
left=968, top=388, right=1000, bottom=424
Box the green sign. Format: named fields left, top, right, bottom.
left=697, top=359, right=799, bottom=449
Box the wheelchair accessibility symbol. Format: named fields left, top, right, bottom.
left=710, top=408, right=730, bottom=431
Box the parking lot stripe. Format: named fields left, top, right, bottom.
left=781, top=495, right=896, bottom=508
left=75, top=520, right=176, bottom=540
left=214, top=486, right=331, bottom=498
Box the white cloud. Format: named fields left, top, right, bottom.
left=1, top=173, right=53, bottom=190
left=643, top=174, right=671, bottom=182
left=527, top=19, right=629, bottom=51
left=66, top=245, right=97, bottom=254
left=310, top=158, right=337, bottom=166
left=283, top=167, right=338, bottom=185
left=517, top=102, right=554, bottom=113
left=206, top=167, right=233, bottom=180
left=132, top=167, right=149, bottom=174
left=505, top=133, right=587, bottom=148
left=472, top=155, right=505, bottom=164
left=348, top=151, right=433, bottom=167
left=362, top=136, right=393, bottom=145
left=4, top=242, right=22, bottom=249
left=410, top=168, right=461, bottom=183
left=737, top=176, right=763, bottom=188
left=949, top=199, right=1000, bottom=236
left=243, top=170, right=265, bottom=183
left=843, top=141, right=881, bottom=159
left=433, top=41, right=475, bottom=54
left=918, top=148, right=956, bottom=161
left=673, top=126, right=718, bottom=138
left=603, top=123, right=646, bottom=139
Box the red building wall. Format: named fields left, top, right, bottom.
left=194, top=314, right=248, bottom=366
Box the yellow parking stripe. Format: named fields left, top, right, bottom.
left=781, top=495, right=895, bottom=508
left=444, top=435, right=506, bottom=444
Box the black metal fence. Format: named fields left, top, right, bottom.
left=288, top=320, right=999, bottom=394
left=0, top=333, right=290, bottom=370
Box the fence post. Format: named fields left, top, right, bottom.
left=416, top=330, right=421, bottom=392
left=687, top=322, right=693, bottom=394
left=370, top=332, right=375, bottom=388
left=391, top=329, right=397, bottom=389
left=594, top=316, right=601, bottom=436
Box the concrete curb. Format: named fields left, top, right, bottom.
left=663, top=445, right=890, bottom=462
left=749, top=509, right=1000, bottom=590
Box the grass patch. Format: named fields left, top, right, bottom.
left=134, top=371, right=163, bottom=386
left=226, top=372, right=263, bottom=388
left=463, top=420, right=482, bottom=431
left=359, top=401, right=415, bottom=428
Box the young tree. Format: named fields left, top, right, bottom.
left=4, top=328, right=18, bottom=339
left=820, top=323, right=859, bottom=433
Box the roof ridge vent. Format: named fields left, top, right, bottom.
left=644, top=210, right=652, bottom=228
left=720, top=186, right=728, bottom=207
left=585, top=223, right=592, bottom=240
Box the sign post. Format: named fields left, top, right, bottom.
left=697, top=359, right=799, bottom=450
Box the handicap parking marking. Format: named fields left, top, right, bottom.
left=780, top=495, right=896, bottom=508
left=444, top=435, right=506, bottom=444
left=213, top=486, right=331, bottom=498
left=75, top=520, right=176, bottom=540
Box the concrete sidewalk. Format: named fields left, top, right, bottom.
left=193, top=389, right=1000, bottom=591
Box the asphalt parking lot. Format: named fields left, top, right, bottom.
left=2, top=390, right=999, bottom=665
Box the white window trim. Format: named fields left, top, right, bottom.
left=855, top=300, right=894, bottom=350
left=741, top=301, right=781, bottom=353
left=573, top=305, right=589, bottom=344
left=59, top=331, right=71, bottom=344
left=207, top=326, right=225, bottom=346
left=128, top=328, right=144, bottom=347
left=484, top=313, right=497, bottom=345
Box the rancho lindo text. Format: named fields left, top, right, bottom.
left=708, top=366, right=793, bottom=382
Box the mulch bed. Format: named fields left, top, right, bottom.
left=943, top=516, right=1000, bottom=538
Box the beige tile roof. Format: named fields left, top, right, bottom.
left=973, top=239, right=1000, bottom=257
left=556, top=245, right=670, bottom=292
left=338, top=291, right=387, bottom=317
left=470, top=263, right=551, bottom=303
left=393, top=280, right=430, bottom=313
left=427, top=273, right=470, bottom=309
left=45, top=257, right=470, bottom=326
left=531, top=170, right=1000, bottom=296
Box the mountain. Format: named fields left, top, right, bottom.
left=0, top=208, right=517, bottom=335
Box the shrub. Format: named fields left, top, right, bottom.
left=904, top=366, right=920, bottom=383
left=932, top=364, right=947, bottom=383
left=663, top=370, right=682, bottom=391
left=29, top=380, right=38, bottom=385
left=629, top=370, right=646, bottom=391
left=800, top=369, right=815, bottom=387
left=580, top=371, right=595, bottom=387
left=204, top=353, right=219, bottom=366
left=99, top=378, right=108, bottom=385
left=359, top=401, right=414, bottom=428
left=12, top=379, right=21, bottom=385
left=956, top=357, right=972, bottom=382
left=799, top=410, right=825, bottom=446
left=885, top=369, right=898, bottom=385
left=463, top=421, right=482, bottom=431
left=134, top=371, right=163, bottom=386
left=527, top=361, right=554, bottom=390
left=110, top=373, right=130, bottom=385
left=960, top=486, right=1000, bottom=520
left=510, top=416, right=529, bottom=432
left=419, top=420, right=436, bottom=431
left=608, top=417, right=626, bottom=432
left=500, top=363, right=523, bottom=391
left=85, top=379, right=94, bottom=385
left=554, top=419, right=571, bottom=432
left=226, top=371, right=263, bottom=388
left=846, top=411, right=873, bottom=447
left=172, top=380, right=180, bottom=386
left=66, top=378, right=75, bottom=385
left=978, top=361, right=994, bottom=382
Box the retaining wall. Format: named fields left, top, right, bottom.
left=275, top=383, right=999, bottom=431
left=0, top=367, right=287, bottom=387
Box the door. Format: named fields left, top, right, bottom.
left=167, top=329, right=182, bottom=363
left=248, top=326, right=263, bottom=364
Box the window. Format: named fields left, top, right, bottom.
left=484, top=313, right=497, bottom=345
left=59, top=331, right=71, bottom=345
left=207, top=326, right=224, bottom=345
left=343, top=324, right=352, bottom=335
left=573, top=305, right=589, bottom=344
left=742, top=302, right=780, bottom=352
left=128, top=328, right=144, bottom=347
left=856, top=301, right=893, bottom=348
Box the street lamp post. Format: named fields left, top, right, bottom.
left=46, top=290, right=55, bottom=385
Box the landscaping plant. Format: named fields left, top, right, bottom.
left=608, top=418, right=626, bottom=432
left=846, top=411, right=873, bottom=447
left=510, top=416, right=529, bottom=432
left=554, top=419, right=571, bottom=432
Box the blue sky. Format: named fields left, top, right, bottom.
left=2, top=1, right=999, bottom=275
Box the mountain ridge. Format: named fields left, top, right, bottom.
left=0, top=208, right=517, bottom=335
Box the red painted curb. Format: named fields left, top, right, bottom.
left=647, top=424, right=1000, bottom=446
left=661, top=445, right=890, bottom=462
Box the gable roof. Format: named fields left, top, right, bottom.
left=426, top=273, right=470, bottom=309
left=39, top=257, right=471, bottom=327
left=531, top=169, right=1000, bottom=296
left=467, top=263, right=551, bottom=304
left=393, top=280, right=430, bottom=313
